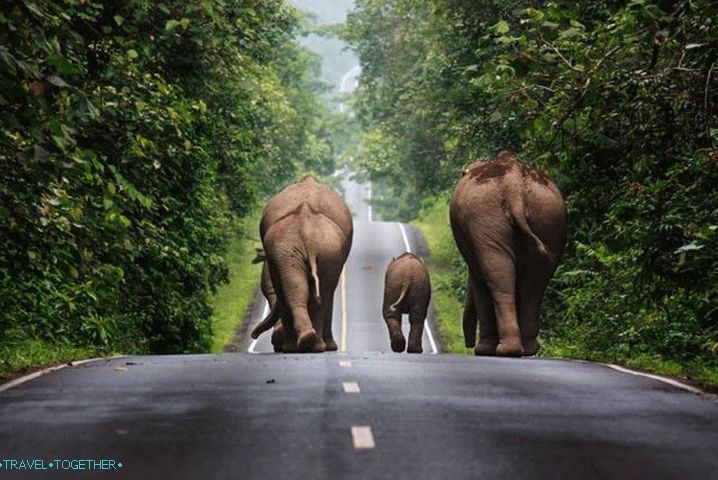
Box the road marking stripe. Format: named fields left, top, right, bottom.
left=367, top=183, right=373, bottom=222
left=351, top=426, right=375, bottom=449
left=0, top=356, right=125, bottom=393
left=343, top=382, right=360, bottom=393
left=248, top=300, right=270, bottom=354
left=339, top=360, right=352, bottom=367
left=340, top=268, right=348, bottom=352
left=606, top=364, right=706, bottom=395
left=398, top=223, right=439, bottom=355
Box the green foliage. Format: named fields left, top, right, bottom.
left=346, top=0, right=718, bottom=378
left=1, top=0, right=336, bottom=362
left=208, top=211, right=262, bottom=353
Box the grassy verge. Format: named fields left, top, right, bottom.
left=0, top=338, right=106, bottom=381
left=412, top=198, right=469, bottom=354
left=412, top=196, right=718, bottom=389
left=541, top=341, right=718, bottom=390
left=209, top=211, right=263, bottom=353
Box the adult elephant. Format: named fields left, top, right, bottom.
left=251, top=175, right=353, bottom=352
left=450, top=151, right=567, bottom=357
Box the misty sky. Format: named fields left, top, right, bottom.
left=288, top=0, right=359, bottom=92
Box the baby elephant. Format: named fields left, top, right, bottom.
left=382, top=252, right=431, bottom=353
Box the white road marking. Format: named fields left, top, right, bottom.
left=0, top=356, right=125, bottom=393
left=248, top=300, right=270, bottom=354
left=343, top=382, right=361, bottom=393
left=606, top=364, right=707, bottom=395
left=340, top=268, right=349, bottom=352
left=398, top=223, right=439, bottom=355
left=367, top=183, right=373, bottom=222
left=351, top=426, right=375, bottom=449
left=339, top=360, right=352, bottom=367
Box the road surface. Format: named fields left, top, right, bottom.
left=0, top=174, right=717, bottom=480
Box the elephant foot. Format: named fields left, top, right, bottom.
left=282, top=341, right=298, bottom=353
left=324, top=338, right=338, bottom=351
left=271, top=328, right=284, bottom=353
left=296, top=329, right=318, bottom=353
left=474, top=341, right=497, bottom=356
left=522, top=339, right=540, bottom=356
left=407, top=344, right=423, bottom=354
left=390, top=332, right=406, bottom=353
left=313, top=338, right=327, bottom=353
left=496, top=338, right=523, bottom=357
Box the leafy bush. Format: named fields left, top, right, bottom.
left=346, top=0, right=718, bottom=378
left=0, top=0, right=336, bottom=366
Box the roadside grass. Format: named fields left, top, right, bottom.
left=541, top=341, right=718, bottom=390
left=412, top=198, right=469, bottom=355
left=412, top=196, right=718, bottom=390
left=209, top=211, right=263, bottom=353
left=0, top=338, right=106, bottom=381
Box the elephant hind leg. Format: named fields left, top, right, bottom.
left=517, top=256, right=554, bottom=356
left=476, top=248, right=522, bottom=357
left=271, top=260, right=317, bottom=352
left=463, top=280, right=477, bottom=348
left=271, top=323, right=284, bottom=352
left=474, top=277, right=498, bottom=356
left=322, top=295, right=338, bottom=351
left=407, top=308, right=426, bottom=354
left=384, top=314, right=406, bottom=353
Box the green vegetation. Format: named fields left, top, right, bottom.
left=345, top=0, right=718, bottom=386
left=1, top=0, right=339, bottom=375
left=208, top=212, right=262, bottom=353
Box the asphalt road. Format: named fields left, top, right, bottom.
left=1, top=174, right=717, bottom=480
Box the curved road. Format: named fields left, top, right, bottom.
left=1, top=174, right=717, bottom=479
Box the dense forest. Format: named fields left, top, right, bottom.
left=2, top=0, right=717, bottom=386
left=344, top=0, right=718, bottom=383
left=0, top=0, right=340, bottom=373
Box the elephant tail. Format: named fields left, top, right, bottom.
left=308, top=253, right=322, bottom=306
left=250, top=298, right=282, bottom=339
left=389, top=281, right=410, bottom=313
left=508, top=193, right=554, bottom=261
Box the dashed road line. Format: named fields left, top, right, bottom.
left=342, top=382, right=360, bottom=393
left=397, top=223, right=439, bottom=355
left=351, top=426, right=375, bottom=449
left=339, top=360, right=352, bottom=368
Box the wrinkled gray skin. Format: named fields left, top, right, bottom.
left=251, top=250, right=284, bottom=352
left=251, top=176, right=353, bottom=353
left=382, top=252, right=431, bottom=354
left=450, top=151, right=567, bottom=357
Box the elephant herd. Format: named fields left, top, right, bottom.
left=251, top=150, right=568, bottom=357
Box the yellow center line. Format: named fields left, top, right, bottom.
left=340, top=267, right=348, bottom=352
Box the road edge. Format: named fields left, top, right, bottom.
left=0, top=355, right=125, bottom=393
